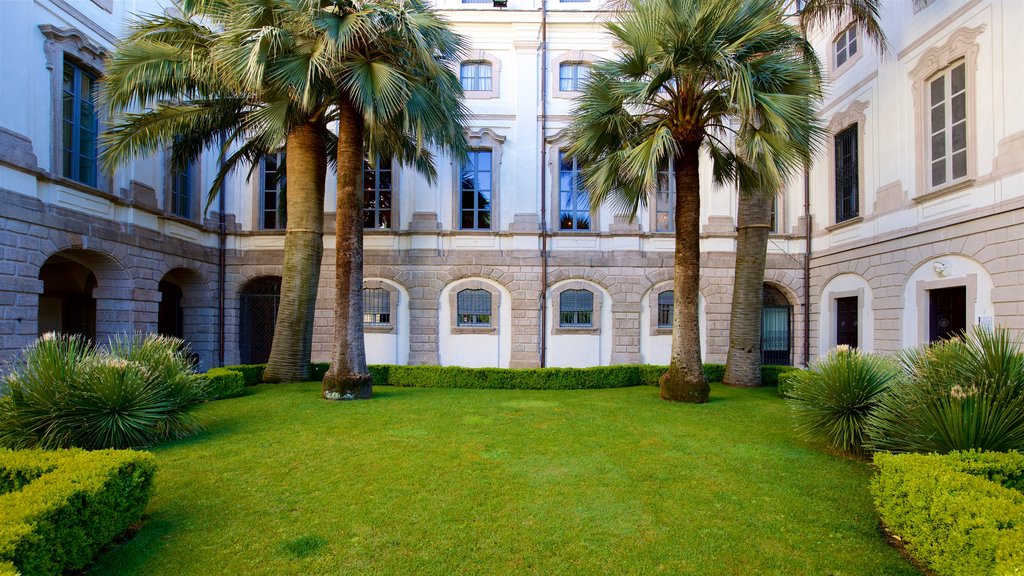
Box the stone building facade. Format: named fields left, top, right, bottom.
left=0, top=0, right=1018, bottom=372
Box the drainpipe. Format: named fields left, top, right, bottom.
left=218, top=132, right=227, bottom=367
left=538, top=0, right=549, bottom=367
left=802, top=167, right=811, bottom=367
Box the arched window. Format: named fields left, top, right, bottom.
left=762, top=284, right=792, bottom=366
left=457, top=289, right=492, bottom=326
left=559, top=289, right=594, bottom=327
left=460, top=62, right=492, bottom=92
left=657, top=291, right=673, bottom=328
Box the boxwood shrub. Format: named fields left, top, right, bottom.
left=198, top=368, right=246, bottom=400
left=219, top=364, right=266, bottom=387
left=0, top=448, right=156, bottom=576
left=872, top=451, right=1024, bottom=576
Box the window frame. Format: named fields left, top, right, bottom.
left=925, top=62, right=969, bottom=191
left=363, top=156, right=395, bottom=231
left=832, top=24, right=860, bottom=73
left=259, top=152, right=286, bottom=231
left=447, top=280, right=500, bottom=335
left=459, top=149, right=494, bottom=230
left=551, top=52, right=597, bottom=99
left=825, top=100, right=868, bottom=229
left=453, top=129, right=505, bottom=232
left=834, top=124, right=860, bottom=223
left=363, top=280, right=400, bottom=334
left=551, top=281, right=603, bottom=335
left=459, top=52, right=500, bottom=99
left=651, top=161, right=675, bottom=233
left=61, top=61, right=99, bottom=187
left=556, top=150, right=592, bottom=232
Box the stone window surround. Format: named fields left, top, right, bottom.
left=915, top=273, right=977, bottom=346
left=830, top=21, right=863, bottom=78
left=546, top=131, right=600, bottom=233
left=909, top=25, right=985, bottom=200
left=648, top=282, right=674, bottom=336
left=447, top=279, right=500, bottom=335
left=551, top=280, right=603, bottom=336
left=364, top=156, right=399, bottom=231
left=163, top=149, right=202, bottom=223
left=460, top=51, right=501, bottom=99
left=452, top=129, right=505, bottom=232
left=827, top=288, right=864, bottom=349
left=551, top=51, right=598, bottom=99
left=363, top=279, right=399, bottom=334
left=40, top=25, right=114, bottom=196
left=825, top=99, right=869, bottom=230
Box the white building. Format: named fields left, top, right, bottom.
left=0, top=0, right=1019, bottom=371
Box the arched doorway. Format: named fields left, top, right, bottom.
left=158, top=279, right=184, bottom=339
left=158, top=268, right=215, bottom=370
left=239, top=276, right=281, bottom=364
left=761, top=284, right=792, bottom=366
left=38, top=256, right=98, bottom=340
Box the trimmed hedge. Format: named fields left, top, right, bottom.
left=872, top=451, right=1024, bottom=576
left=0, top=448, right=156, bottom=576
left=198, top=368, right=246, bottom=400
left=777, top=369, right=802, bottom=398
left=209, top=362, right=799, bottom=390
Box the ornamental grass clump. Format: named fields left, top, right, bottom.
left=864, top=326, right=1024, bottom=454
left=0, top=333, right=205, bottom=450
left=786, top=346, right=900, bottom=457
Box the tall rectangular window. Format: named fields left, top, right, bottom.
left=769, top=195, right=778, bottom=233
left=558, top=151, right=590, bottom=231
left=460, top=62, right=492, bottom=92
left=655, top=163, right=673, bottom=232
left=62, top=61, right=98, bottom=186
left=460, top=150, right=492, bottom=230
left=261, top=153, right=286, bottom=230
left=835, top=296, right=858, bottom=348
left=558, top=63, right=589, bottom=92
left=170, top=161, right=191, bottom=219
left=657, top=291, right=673, bottom=328
left=928, top=62, right=968, bottom=188
left=363, top=288, right=391, bottom=326
left=834, top=125, right=858, bottom=223
left=363, top=157, right=393, bottom=230
left=834, top=25, right=858, bottom=69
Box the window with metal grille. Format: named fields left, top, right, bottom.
left=834, top=125, right=858, bottom=223
left=62, top=61, right=98, bottom=187
left=558, top=151, right=590, bottom=231
left=559, top=289, right=593, bottom=327
left=834, top=25, right=857, bottom=68
left=363, top=156, right=393, bottom=229
left=655, top=163, right=673, bottom=232
left=457, top=289, right=491, bottom=326
left=460, top=62, right=492, bottom=92
left=171, top=159, right=191, bottom=219
left=460, top=150, right=493, bottom=230
left=261, top=153, right=286, bottom=230
left=558, top=62, right=590, bottom=92
left=657, top=291, right=673, bottom=328
left=363, top=288, right=391, bottom=326
left=928, top=62, right=968, bottom=188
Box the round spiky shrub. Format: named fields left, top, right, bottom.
left=786, top=346, right=900, bottom=457
left=864, top=326, right=1024, bottom=454
left=0, top=333, right=205, bottom=450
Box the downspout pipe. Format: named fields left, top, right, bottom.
left=802, top=167, right=810, bottom=367
left=218, top=132, right=227, bottom=367
left=538, top=0, right=549, bottom=367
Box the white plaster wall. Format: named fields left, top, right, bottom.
left=818, top=273, right=875, bottom=356
left=640, top=284, right=707, bottom=365
left=363, top=279, right=410, bottom=366
left=545, top=280, right=612, bottom=367
left=438, top=278, right=512, bottom=368
left=900, top=255, right=995, bottom=348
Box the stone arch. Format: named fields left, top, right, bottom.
left=235, top=275, right=282, bottom=365
left=818, top=272, right=875, bottom=355
left=439, top=277, right=513, bottom=368
left=900, top=253, right=994, bottom=348
left=37, top=248, right=132, bottom=346
left=546, top=278, right=612, bottom=367
left=639, top=280, right=708, bottom=364
left=159, top=267, right=215, bottom=370
left=545, top=267, right=611, bottom=292
left=362, top=277, right=411, bottom=365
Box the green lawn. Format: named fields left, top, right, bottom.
left=90, top=383, right=917, bottom=575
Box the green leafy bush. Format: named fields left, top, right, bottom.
left=872, top=451, right=1024, bottom=576
left=220, top=364, right=266, bottom=386
left=199, top=368, right=245, bottom=400
left=777, top=369, right=802, bottom=398
left=0, top=333, right=205, bottom=450
left=384, top=365, right=645, bottom=390
left=310, top=363, right=330, bottom=381
left=865, top=327, right=1024, bottom=454
left=761, top=365, right=800, bottom=387
left=786, top=347, right=900, bottom=456
left=0, top=448, right=156, bottom=576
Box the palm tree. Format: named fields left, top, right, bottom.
left=313, top=0, right=469, bottom=400
left=722, top=0, right=886, bottom=387
left=101, top=1, right=334, bottom=384
left=568, top=0, right=822, bottom=402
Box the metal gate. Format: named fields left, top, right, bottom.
left=761, top=305, right=792, bottom=366
left=239, top=277, right=281, bottom=364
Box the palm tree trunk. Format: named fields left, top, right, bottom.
left=722, top=191, right=773, bottom=387
left=660, top=141, right=710, bottom=403
left=264, top=122, right=326, bottom=383
left=323, top=97, right=372, bottom=400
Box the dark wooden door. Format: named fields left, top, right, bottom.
left=836, top=296, right=858, bottom=348
left=929, top=286, right=967, bottom=343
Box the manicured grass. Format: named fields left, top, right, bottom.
left=90, top=383, right=917, bottom=575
